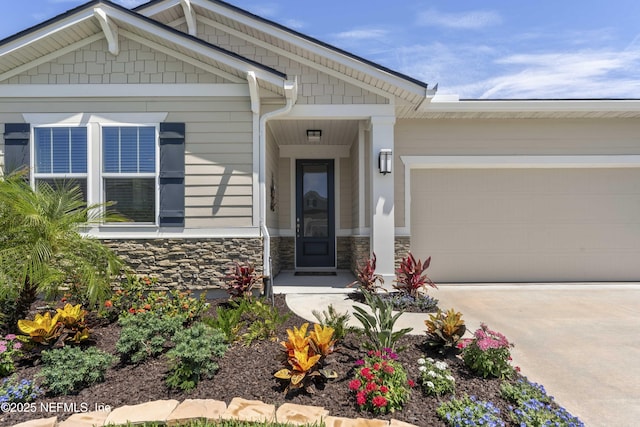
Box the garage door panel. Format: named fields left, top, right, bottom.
left=411, top=168, right=640, bottom=282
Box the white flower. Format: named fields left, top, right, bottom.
left=417, top=358, right=426, bottom=365
left=445, top=375, right=455, bottom=382
left=427, top=370, right=437, bottom=378
left=418, top=366, right=427, bottom=372
left=435, top=361, right=448, bottom=370
left=426, top=381, right=434, bottom=389
left=426, top=357, right=435, bottom=363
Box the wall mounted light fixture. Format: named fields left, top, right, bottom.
left=379, top=148, right=392, bottom=174
left=306, top=129, right=322, bottom=142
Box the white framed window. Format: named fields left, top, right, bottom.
left=33, top=126, right=88, bottom=201
left=101, top=125, right=158, bottom=224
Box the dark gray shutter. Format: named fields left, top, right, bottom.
left=159, top=123, right=185, bottom=227
left=3, top=123, right=30, bottom=175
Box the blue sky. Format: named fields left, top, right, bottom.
left=1, top=0, right=639, bottom=99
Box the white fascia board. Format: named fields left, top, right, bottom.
left=0, top=84, right=249, bottom=98
left=84, top=226, right=261, bottom=239
left=286, top=104, right=396, bottom=120
left=188, top=0, right=426, bottom=98
left=401, top=155, right=640, bottom=169
left=424, top=98, right=640, bottom=114
left=0, top=9, right=95, bottom=56
left=101, top=4, right=286, bottom=88
left=23, top=112, right=169, bottom=126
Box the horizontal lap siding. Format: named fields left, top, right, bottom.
left=0, top=97, right=254, bottom=229
left=395, top=118, right=640, bottom=228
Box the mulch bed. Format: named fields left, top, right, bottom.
left=1, top=295, right=519, bottom=427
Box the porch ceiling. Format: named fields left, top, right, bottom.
left=268, top=119, right=359, bottom=146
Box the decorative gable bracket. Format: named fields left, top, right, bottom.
left=180, top=0, right=198, bottom=36
left=93, top=7, right=119, bottom=55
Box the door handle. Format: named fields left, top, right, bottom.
left=296, top=218, right=300, bottom=238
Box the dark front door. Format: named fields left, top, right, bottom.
left=296, top=159, right=335, bottom=268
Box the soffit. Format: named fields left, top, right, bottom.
left=268, top=119, right=359, bottom=147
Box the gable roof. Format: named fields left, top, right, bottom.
left=135, top=0, right=434, bottom=106
left=0, top=0, right=288, bottom=93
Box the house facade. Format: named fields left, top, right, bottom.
left=2, top=0, right=640, bottom=288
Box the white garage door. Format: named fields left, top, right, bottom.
left=411, top=167, right=640, bottom=282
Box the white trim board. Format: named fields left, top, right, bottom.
left=401, top=154, right=640, bottom=238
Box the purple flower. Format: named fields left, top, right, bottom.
left=4, top=334, right=16, bottom=341
left=355, top=359, right=365, bottom=366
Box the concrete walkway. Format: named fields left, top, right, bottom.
left=285, top=283, right=640, bottom=427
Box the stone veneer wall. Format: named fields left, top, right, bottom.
left=269, top=236, right=281, bottom=277
left=336, top=237, right=352, bottom=270
left=277, top=237, right=295, bottom=270
left=395, top=236, right=411, bottom=269
left=103, top=238, right=262, bottom=289
left=351, top=236, right=371, bottom=273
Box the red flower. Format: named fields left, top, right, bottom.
left=372, top=395, right=388, bottom=408
left=349, top=379, right=362, bottom=391
left=373, top=362, right=381, bottom=370
left=407, top=380, right=416, bottom=387
left=60, top=297, right=67, bottom=303
left=383, top=365, right=395, bottom=374
left=356, top=392, right=366, bottom=406
left=366, top=382, right=378, bottom=392
left=379, top=385, right=389, bottom=393
left=128, top=308, right=136, bottom=314
left=515, top=366, right=521, bottom=373
left=104, top=300, right=113, bottom=308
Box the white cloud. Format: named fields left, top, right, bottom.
left=417, top=8, right=501, bottom=30
left=334, top=29, right=389, bottom=41
left=478, top=49, right=640, bottom=99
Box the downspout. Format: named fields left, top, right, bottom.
left=247, top=72, right=297, bottom=286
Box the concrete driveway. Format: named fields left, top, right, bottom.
left=286, top=283, right=640, bottom=427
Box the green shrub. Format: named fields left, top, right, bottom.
left=312, top=304, right=357, bottom=341
left=241, top=300, right=290, bottom=345
left=116, top=311, right=184, bottom=364
left=202, top=306, right=245, bottom=344
left=38, top=346, right=115, bottom=395
left=165, top=322, right=227, bottom=392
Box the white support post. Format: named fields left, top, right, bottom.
left=369, top=115, right=396, bottom=285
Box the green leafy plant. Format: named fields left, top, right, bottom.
left=352, top=291, right=413, bottom=352
left=500, top=377, right=553, bottom=406
left=0, top=376, right=43, bottom=403
left=225, top=261, right=263, bottom=300
left=437, top=395, right=505, bottom=427
left=38, top=346, right=116, bottom=396
left=417, top=357, right=455, bottom=396
left=349, top=348, right=413, bottom=414
left=202, top=306, right=245, bottom=344
left=0, top=334, right=23, bottom=377
left=274, top=323, right=337, bottom=395
left=312, top=304, right=357, bottom=341
left=0, top=174, right=124, bottom=317
left=241, top=300, right=290, bottom=345
left=424, top=308, right=466, bottom=352
left=116, top=311, right=184, bottom=364
left=459, top=323, right=514, bottom=379
left=348, top=253, right=384, bottom=293
left=393, top=252, right=436, bottom=298
left=165, top=322, right=227, bottom=392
